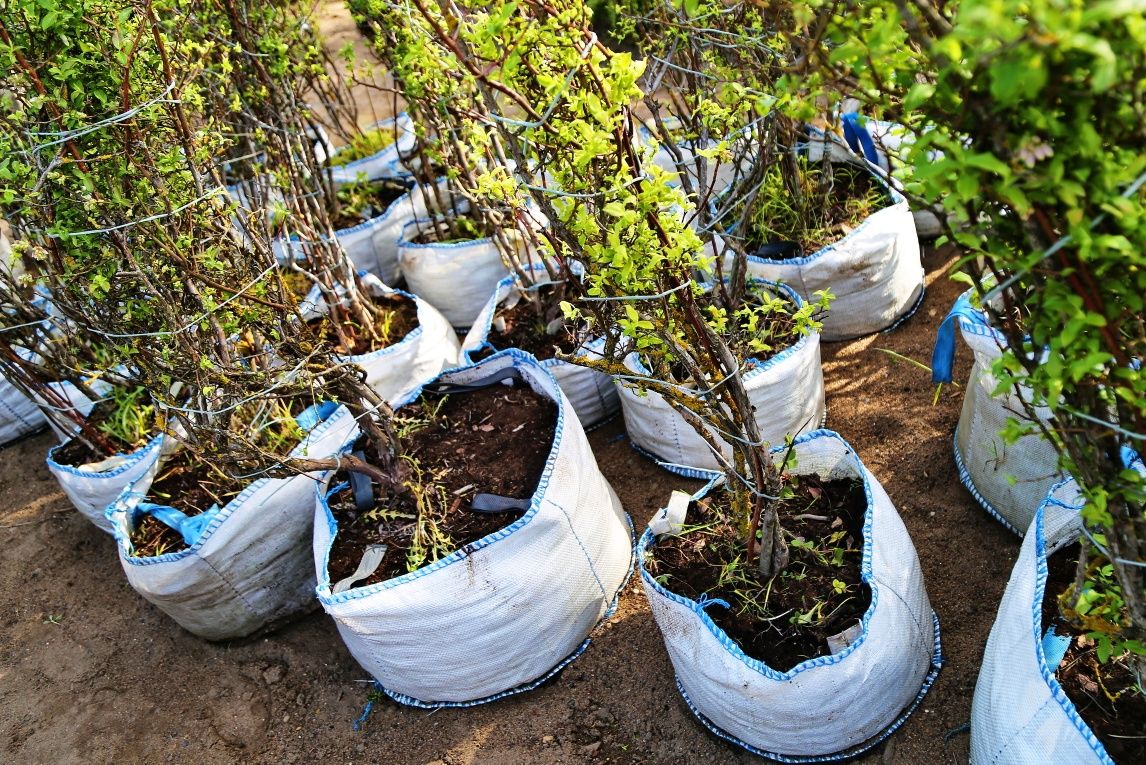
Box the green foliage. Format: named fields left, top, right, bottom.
left=328, top=125, right=398, bottom=167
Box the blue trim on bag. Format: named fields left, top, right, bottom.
left=326, top=114, right=413, bottom=182
left=396, top=217, right=496, bottom=251
left=109, top=404, right=348, bottom=565
left=842, top=113, right=881, bottom=166
left=638, top=430, right=893, bottom=680
left=742, top=162, right=905, bottom=268
left=952, top=425, right=1025, bottom=537
left=316, top=351, right=566, bottom=602
left=47, top=431, right=165, bottom=479
left=1029, top=497, right=1115, bottom=764
left=318, top=350, right=637, bottom=709
left=339, top=287, right=426, bottom=367
left=674, top=613, right=943, bottom=762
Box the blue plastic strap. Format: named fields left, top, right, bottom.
left=294, top=400, right=339, bottom=432
left=842, top=113, right=881, bottom=166
left=931, top=291, right=988, bottom=383
left=695, top=593, right=731, bottom=611
left=1042, top=624, right=1071, bottom=672
left=138, top=501, right=221, bottom=547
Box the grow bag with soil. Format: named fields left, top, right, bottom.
left=47, top=428, right=172, bottom=535
left=617, top=281, right=826, bottom=474
left=326, top=113, right=416, bottom=186
left=462, top=272, right=620, bottom=429
left=638, top=429, right=942, bottom=760
left=106, top=403, right=358, bottom=641
left=730, top=153, right=924, bottom=342
left=0, top=373, right=46, bottom=444
left=396, top=218, right=521, bottom=329
left=303, top=273, right=461, bottom=405
left=313, top=350, right=633, bottom=706
left=931, top=289, right=1061, bottom=535
left=969, top=473, right=1141, bottom=764
left=275, top=176, right=453, bottom=285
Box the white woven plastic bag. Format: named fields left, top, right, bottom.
left=0, top=374, right=46, bottom=444
left=303, top=273, right=461, bottom=405
left=931, top=289, right=1061, bottom=534
left=463, top=274, right=619, bottom=429
left=617, top=283, right=825, bottom=472
left=397, top=219, right=519, bottom=329
left=639, top=429, right=941, bottom=759
left=313, top=350, right=633, bottom=706
left=735, top=163, right=923, bottom=341
left=970, top=478, right=1114, bottom=764
left=107, top=404, right=358, bottom=640
left=326, top=113, right=416, bottom=185
left=47, top=432, right=170, bottom=534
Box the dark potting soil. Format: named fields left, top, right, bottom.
left=128, top=453, right=247, bottom=558
left=315, top=291, right=419, bottom=357
left=330, top=179, right=407, bottom=230
left=747, top=163, right=889, bottom=259
left=52, top=398, right=142, bottom=468
left=649, top=475, right=872, bottom=672
left=409, top=212, right=495, bottom=245
left=326, top=381, right=557, bottom=589
left=483, top=288, right=579, bottom=362
left=1041, top=544, right=1146, bottom=761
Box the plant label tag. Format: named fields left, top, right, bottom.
left=826, top=621, right=863, bottom=655
left=649, top=491, right=690, bottom=537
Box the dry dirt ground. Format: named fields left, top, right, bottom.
left=0, top=6, right=1020, bottom=764
left=0, top=248, right=1016, bottom=765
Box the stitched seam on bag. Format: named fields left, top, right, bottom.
left=199, top=552, right=260, bottom=620
left=547, top=496, right=607, bottom=599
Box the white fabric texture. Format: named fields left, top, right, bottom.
left=952, top=302, right=1061, bottom=535
left=462, top=274, right=620, bottom=428
left=305, top=274, right=461, bottom=405
left=324, top=178, right=453, bottom=285
left=107, top=406, right=358, bottom=641
left=735, top=165, right=924, bottom=341
left=313, top=351, right=633, bottom=705
left=617, top=293, right=826, bottom=472
left=326, top=113, right=416, bottom=185
left=0, top=374, right=46, bottom=444
left=397, top=220, right=519, bottom=329
left=47, top=433, right=168, bottom=534
left=640, top=430, right=938, bottom=757
left=970, top=479, right=1113, bottom=765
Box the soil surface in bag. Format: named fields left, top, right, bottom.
left=648, top=475, right=872, bottom=672
left=52, top=396, right=156, bottom=468
left=329, top=179, right=408, bottom=230
left=477, top=285, right=580, bottom=362
left=327, top=380, right=557, bottom=589
left=409, top=210, right=495, bottom=245
left=128, top=453, right=248, bottom=558
left=1041, top=544, right=1146, bottom=761
left=314, top=291, right=419, bottom=357
left=742, top=161, right=890, bottom=259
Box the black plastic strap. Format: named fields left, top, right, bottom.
left=751, top=240, right=801, bottom=260
left=425, top=365, right=522, bottom=395
left=349, top=450, right=375, bottom=512
left=470, top=493, right=531, bottom=513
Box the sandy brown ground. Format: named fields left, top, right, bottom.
left=0, top=245, right=1016, bottom=765
left=0, top=5, right=1020, bottom=763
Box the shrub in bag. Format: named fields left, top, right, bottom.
left=106, top=404, right=358, bottom=641
left=326, top=113, right=417, bottom=186
left=639, top=430, right=942, bottom=760
left=970, top=478, right=1118, bottom=764
left=462, top=272, right=620, bottom=429
left=313, top=351, right=633, bottom=706
left=931, top=289, right=1061, bottom=534
left=617, top=282, right=825, bottom=473
left=396, top=218, right=519, bottom=329
left=733, top=155, right=924, bottom=341
left=47, top=432, right=171, bottom=534
left=302, top=273, right=461, bottom=405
